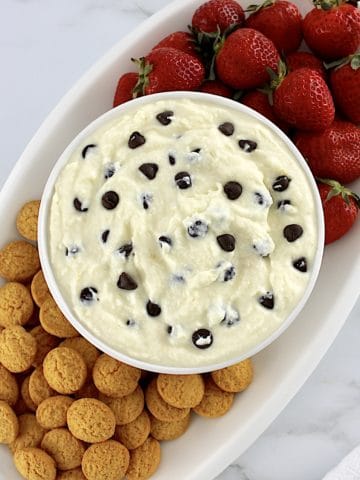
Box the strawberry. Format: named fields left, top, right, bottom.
left=317, top=179, right=359, bottom=244
left=327, top=54, right=360, bottom=124
left=199, top=80, right=233, bottom=97
left=192, top=0, right=245, bottom=33
left=216, top=28, right=280, bottom=89
left=133, top=48, right=205, bottom=96
left=271, top=65, right=335, bottom=132
left=113, top=72, right=139, bottom=107
left=151, top=31, right=198, bottom=58
left=286, top=51, right=326, bottom=79
left=302, top=1, right=360, bottom=61
left=241, top=90, right=289, bottom=131
left=294, top=120, right=360, bottom=184
left=245, top=0, right=302, bottom=54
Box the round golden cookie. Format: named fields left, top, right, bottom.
left=31, top=270, right=51, bottom=307
left=150, top=412, right=190, bottom=441
left=16, top=200, right=41, bottom=242
left=29, top=366, right=55, bottom=406
left=20, top=376, right=37, bottom=412
left=30, top=325, right=58, bottom=367
left=10, top=413, right=46, bottom=453
left=145, top=378, right=190, bottom=422
left=41, top=427, right=85, bottom=471
left=0, top=363, right=19, bottom=405
left=211, top=358, right=254, bottom=393
left=0, top=400, right=19, bottom=443
left=43, top=347, right=87, bottom=394
left=74, top=381, right=99, bottom=400
left=81, top=440, right=130, bottom=480
left=157, top=374, right=204, bottom=408
left=67, top=398, right=116, bottom=443
left=92, top=354, right=141, bottom=398
left=14, top=447, right=56, bottom=480
left=57, top=468, right=86, bottom=480
left=60, top=337, right=99, bottom=373
left=0, top=240, right=40, bottom=282
left=193, top=377, right=234, bottom=417
left=0, top=282, right=34, bottom=328
left=126, top=437, right=161, bottom=480
left=99, top=385, right=144, bottom=425
left=0, top=325, right=37, bottom=373
left=115, top=410, right=150, bottom=450
left=36, top=395, right=74, bottom=430
left=40, top=297, right=78, bottom=338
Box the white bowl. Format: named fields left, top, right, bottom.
left=38, top=90, right=324, bottom=374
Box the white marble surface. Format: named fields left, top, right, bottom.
left=1, top=1, right=359, bottom=479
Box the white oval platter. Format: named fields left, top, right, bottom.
left=1, top=0, right=359, bottom=479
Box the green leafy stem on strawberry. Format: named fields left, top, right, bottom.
left=318, top=178, right=360, bottom=208
left=324, top=53, right=360, bottom=71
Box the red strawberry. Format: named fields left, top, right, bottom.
left=199, top=80, right=233, bottom=97
left=328, top=54, right=360, bottom=124
left=303, top=2, right=360, bottom=61
left=216, top=28, right=280, bottom=89
left=241, top=90, right=289, bottom=132
left=272, top=66, right=335, bottom=132
left=317, top=179, right=359, bottom=245
left=113, top=72, right=139, bottom=107
left=245, top=0, right=302, bottom=54
left=151, top=31, right=198, bottom=58
left=286, top=51, right=326, bottom=79
left=133, top=48, right=205, bottom=96
left=192, top=0, right=245, bottom=33
left=294, top=119, right=360, bottom=184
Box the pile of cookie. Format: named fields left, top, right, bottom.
left=0, top=200, right=254, bottom=480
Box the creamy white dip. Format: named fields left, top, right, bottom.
left=49, top=98, right=318, bottom=367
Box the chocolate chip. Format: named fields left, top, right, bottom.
left=65, top=246, right=80, bottom=257
left=283, top=224, right=303, bottom=242
left=104, top=164, right=116, bottom=179
left=102, top=191, right=119, bottom=210
left=168, top=154, right=176, bottom=165
left=259, top=292, right=274, bottom=309
left=80, top=287, right=98, bottom=303
left=224, top=181, right=242, bottom=200
left=277, top=199, right=291, bottom=210
left=141, top=193, right=152, bottom=210
left=272, top=176, right=291, bottom=192
left=81, top=144, right=96, bottom=159
left=146, top=300, right=161, bottom=317
left=156, top=110, right=174, bottom=125
left=126, top=319, right=136, bottom=327
left=167, top=325, right=173, bottom=335
left=217, top=234, right=236, bottom=252
left=293, top=257, right=307, bottom=272
left=223, top=265, right=236, bottom=282
left=128, top=131, right=145, bottom=149
left=221, top=309, right=240, bottom=327
left=192, top=148, right=201, bottom=153
left=118, top=243, right=133, bottom=258
left=117, top=272, right=137, bottom=290
left=218, top=122, right=234, bottom=136
left=101, top=230, right=110, bottom=243
left=239, top=139, right=257, bottom=152
left=159, top=236, right=172, bottom=247
left=175, top=171, right=192, bottom=189
left=187, top=220, right=208, bottom=238
left=192, top=329, right=213, bottom=349
left=73, top=198, right=88, bottom=212
left=254, top=193, right=264, bottom=205
left=139, top=163, right=159, bottom=180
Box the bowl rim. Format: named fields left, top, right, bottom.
left=38, top=90, right=325, bottom=374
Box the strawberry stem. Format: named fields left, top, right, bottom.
left=313, top=0, right=344, bottom=9
left=132, top=57, right=152, bottom=97
left=324, top=53, right=360, bottom=71
left=245, top=0, right=275, bottom=14
left=317, top=178, right=360, bottom=208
